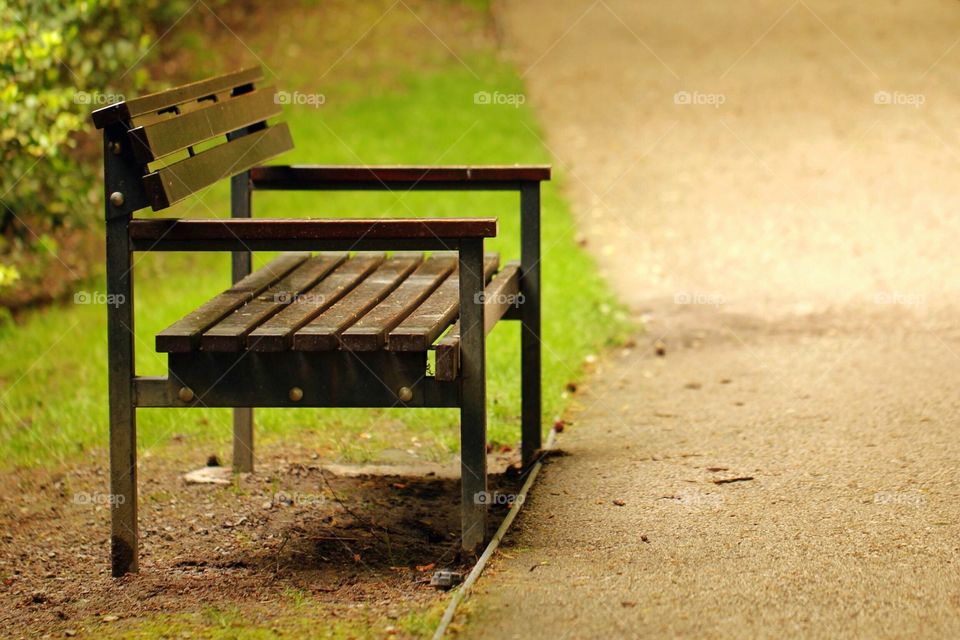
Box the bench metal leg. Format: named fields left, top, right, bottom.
left=109, top=396, right=138, bottom=576
left=232, top=409, right=254, bottom=472
left=106, top=217, right=138, bottom=576
left=104, top=130, right=141, bottom=577
left=459, top=238, right=487, bottom=554
left=230, top=171, right=255, bottom=473
left=520, top=183, right=542, bottom=467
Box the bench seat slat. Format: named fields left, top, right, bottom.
left=292, top=254, right=423, bottom=351
left=200, top=253, right=347, bottom=352
left=155, top=252, right=309, bottom=353
left=247, top=253, right=386, bottom=352
left=434, top=261, right=522, bottom=381
left=129, top=87, right=281, bottom=163
left=338, top=253, right=458, bottom=352
left=142, top=123, right=293, bottom=210
left=387, top=254, right=500, bottom=352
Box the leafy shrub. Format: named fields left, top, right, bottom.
left=0, top=0, right=192, bottom=304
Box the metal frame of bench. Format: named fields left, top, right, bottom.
left=92, top=67, right=549, bottom=576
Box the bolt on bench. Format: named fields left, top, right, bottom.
left=91, top=66, right=550, bottom=576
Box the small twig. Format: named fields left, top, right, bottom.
left=273, top=533, right=291, bottom=577
left=712, top=476, right=754, bottom=485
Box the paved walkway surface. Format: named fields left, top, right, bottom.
left=465, top=1, right=960, bottom=637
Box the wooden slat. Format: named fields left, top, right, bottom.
left=199, top=253, right=346, bottom=352
left=247, top=253, right=386, bottom=351
left=142, top=123, right=293, bottom=210
left=250, top=164, right=552, bottom=189
left=92, top=67, right=263, bottom=129
left=338, top=253, right=458, bottom=352
left=129, top=215, right=499, bottom=241
left=155, top=252, right=308, bottom=353
left=388, top=254, right=500, bottom=352
left=435, top=262, right=522, bottom=381
left=128, top=88, right=281, bottom=163
left=292, top=254, right=423, bottom=351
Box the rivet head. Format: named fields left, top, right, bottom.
left=109, top=191, right=124, bottom=207
left=289, top=386, right=304, bottom=402
left=178, top=387, right=194, bottom=402
left=110, top=141, right=122, bottom=155
left=397, top=386, right=413, bottom=403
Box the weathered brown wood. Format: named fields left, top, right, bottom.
left=156, top=253, right=309, bottom=353
left=142, top=123, right=293, bottom=210
left=292, top=254, right=422, bottom=351
left=388, top=254, right=499, bottom=352
left=250, top=165, right=552, bottom=189
left=92, top=67, right=263, bottom=129
left=128, top=88, right=280, bottom=163
left=435, top=261, right=521, bottom=381
left=339, top=253, right=457, bottom=352
left=129, top=216, right=499, bottom=242
left=247, top=253, right=386, bottom=351
left=201, top=253, right=346, bottom=351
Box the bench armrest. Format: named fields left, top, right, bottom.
left=249, top=164, right=550, bottom=191
left=128, top=217, right=497, bottom=252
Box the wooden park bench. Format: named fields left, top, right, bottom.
left=91, top=67, right=550, bottom=576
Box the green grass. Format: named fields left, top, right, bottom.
left=91, top=601, right=445, bottom=639
left=0, top=45, right=628, bottom=470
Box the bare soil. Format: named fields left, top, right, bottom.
left=0, top=447, right=522, bottom=638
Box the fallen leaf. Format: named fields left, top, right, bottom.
left=416, top=563, right=436, bottom=572
left=183, top=466, right=231, bottom=485
left=613, top=499, right=626, bottom=506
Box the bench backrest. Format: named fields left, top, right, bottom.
left=92, top=66, right=292, bottom=212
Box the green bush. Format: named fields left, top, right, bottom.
left=0, top=0, right=191, bottom=298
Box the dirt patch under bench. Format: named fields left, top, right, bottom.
left=0, top=448, right=523, bottom=638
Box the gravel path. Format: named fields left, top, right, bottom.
left=465, top=1, right=960, bottom=637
